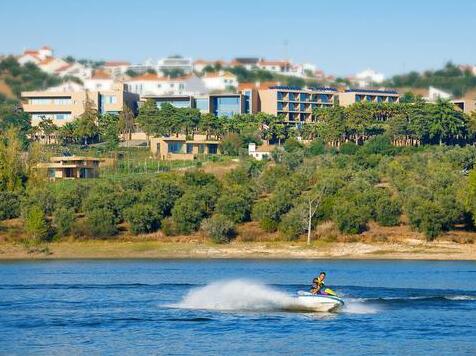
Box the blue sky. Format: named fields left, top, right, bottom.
left=1, top=0, right=475, bottom=77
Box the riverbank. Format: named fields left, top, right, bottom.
left=1, top=238, right=475, bottom=260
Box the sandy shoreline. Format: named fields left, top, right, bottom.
left=0, top=239, right=475, bottom=261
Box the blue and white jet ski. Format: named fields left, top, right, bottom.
left=294, top=290, right=344, bottom=312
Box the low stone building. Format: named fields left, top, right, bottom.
left=150, top=134, right=220, bottom=160
left=36, top=156, right=102, bottom=181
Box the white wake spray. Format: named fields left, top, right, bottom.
left=174, top=279, right=295, bottom=311
left=171, top=279, right=378, bottom=314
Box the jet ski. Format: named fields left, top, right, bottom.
left=294, top=289, right=344, bottom=312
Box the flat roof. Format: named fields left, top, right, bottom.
left=345, top=88, right=399, bottom=95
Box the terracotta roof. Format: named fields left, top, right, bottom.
left=104, top=61, right=130, bottom=66
left=127, top=72, right=160, bottom=81
left=194, top=59, right=226, bottom=65
left=41, top=46, right=52, bottom=50
left=24, top=50, right=39, bottom=55
left=91, top=70, right=112, bottom=80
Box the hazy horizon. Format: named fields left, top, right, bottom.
left=1, top=0, right=475, bottom=78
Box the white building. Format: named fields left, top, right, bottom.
left=125, top=73, right=206, bottom=96
left=84, top=70, right=114, bottom=91
left=248, top=143, right=273, bottom=161
left=37, top=57, right=69, bottom=74
left=103, top=61, right=130, bottom=78
left=426, top=86, right=452, bottom=101
left=17, top=46, right=54, bottom=65
left=55, top=62, right=92, bottom=81
left=202, top=71, right=238, bottom=91
left=353, top=69, right=385, bottom=88
left=157, top=56, right=193, bottom=74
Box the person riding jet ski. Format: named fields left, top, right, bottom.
left=310, top=272, right=327, bottom=295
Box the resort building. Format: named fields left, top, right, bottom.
left=209, top=93, right=248, bottom=117
left=142, top=95, right=194, bottom=109
left=338, top=89, right=400, bottom=106
left=150, top=134, right=220, bottom=160
left=36, top=156, right=102, bottom=181
left=258, top=86, right=337, bottom=122
left=21, top=83, right=139, bottom=127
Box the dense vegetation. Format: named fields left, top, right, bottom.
left=3, top=118, right=476, bottom=246
left=383, top=62, right=476, bottom=97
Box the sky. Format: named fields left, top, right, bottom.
left=0, top=0, right=475, bottom=77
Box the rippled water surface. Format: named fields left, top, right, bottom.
left=0, top=259, right=475, bottom=355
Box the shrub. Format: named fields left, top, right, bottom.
left=215, top=187, right=253, bottom=223
left=141, top=177, right=183, bottom=217
left=220, top=133, right=243, bottom=156
left=22, top=185, right=56, bottom=215
left=85, top=209, right=117, bottom=238
left=161, top=217, right=177, bottom=236
left=53, top=207, right=75, bottom=237
left=252, top=199, right=282, bottom=232
left=307, top=139, right=326, bottom=156
left=0, top=191, right=21, bottom=220
left=375, top=195, right=401, bottom=226
left=360, top=135, right=395, bottom=156
left=284, top=138, right=304, bottom=153
left=124, top=204, right=161, bottom=235
left=339, top=142, right=359, bottom=155
left=333, top=200, right=370, bottom=234
left=52, top=181, right=88, bottom=212
left=201, top=214, right=236, bottom=243
left=25, top=206, right=50, bottom=242
left=171, top=192, right=210, bottom=234
left=279, top=205, right=307, bottom=241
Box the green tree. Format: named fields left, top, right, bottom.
left=25, top=205, right=50, bottom=242
left=53, top=207, right=75, bottom=237
left=124, top=204, right=161, bottom=234
left=201, top=214, right=235, bottom=243
left=74, top=95, right=99, bottom=145
left=98, top=113, right=120, bottom=148
left=0, top=127, right=25, bottom=192
left=85, top=209, right=118, bottom=238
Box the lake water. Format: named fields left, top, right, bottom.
left=0, top=259, right=475, bottom=355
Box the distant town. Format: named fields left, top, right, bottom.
left=0, top=46, right=473, bottom=159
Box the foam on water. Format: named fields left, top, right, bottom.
left=172, top=279, right=379, bottom=314
left=173, top=279, right=296, bottom=311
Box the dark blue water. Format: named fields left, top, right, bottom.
left=0, top=260, right=475, bottom=355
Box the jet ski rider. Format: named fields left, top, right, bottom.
left=310, top=272, right=326, bottom=295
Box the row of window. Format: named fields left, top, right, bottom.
left=30, top=97, right=72, bottom=105
left=277, top=102, right=329, bottom=111
left=168, top=143, right=218, bottom=154
left=355, top=95, right=397, bottom=103
left=32, top=113, right=72, bottom=121
left=277, top=92, right=332, bottom=102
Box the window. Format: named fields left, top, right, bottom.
left=48, top=169, right=55, bottom=178
left=300, top=103, right=306, bottom=111
left=277, top=102, right=283, bottom=111
left=213, top=96, right=241, bottom=117
left=186, top=143, right=193, bottom=154
left=198, top=144, right=205, bottom=154
left=300, top=93, right=308, bottom=101
left=30, top=98, right=51, bottom=105
left=319, top=94, right=329, bottom=103
left=195, top=98, right=209, bottom=111
left=168, top=142, right=183, bottom=153
left=289, top=93, right=295, bottom=101
left=55, top=113, right=71, bottom=120
left=277, top=92, right=284, bottom=100
left=208, top=144, right=218, bottom=154
left=53, top=97, right=72, bottom=105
